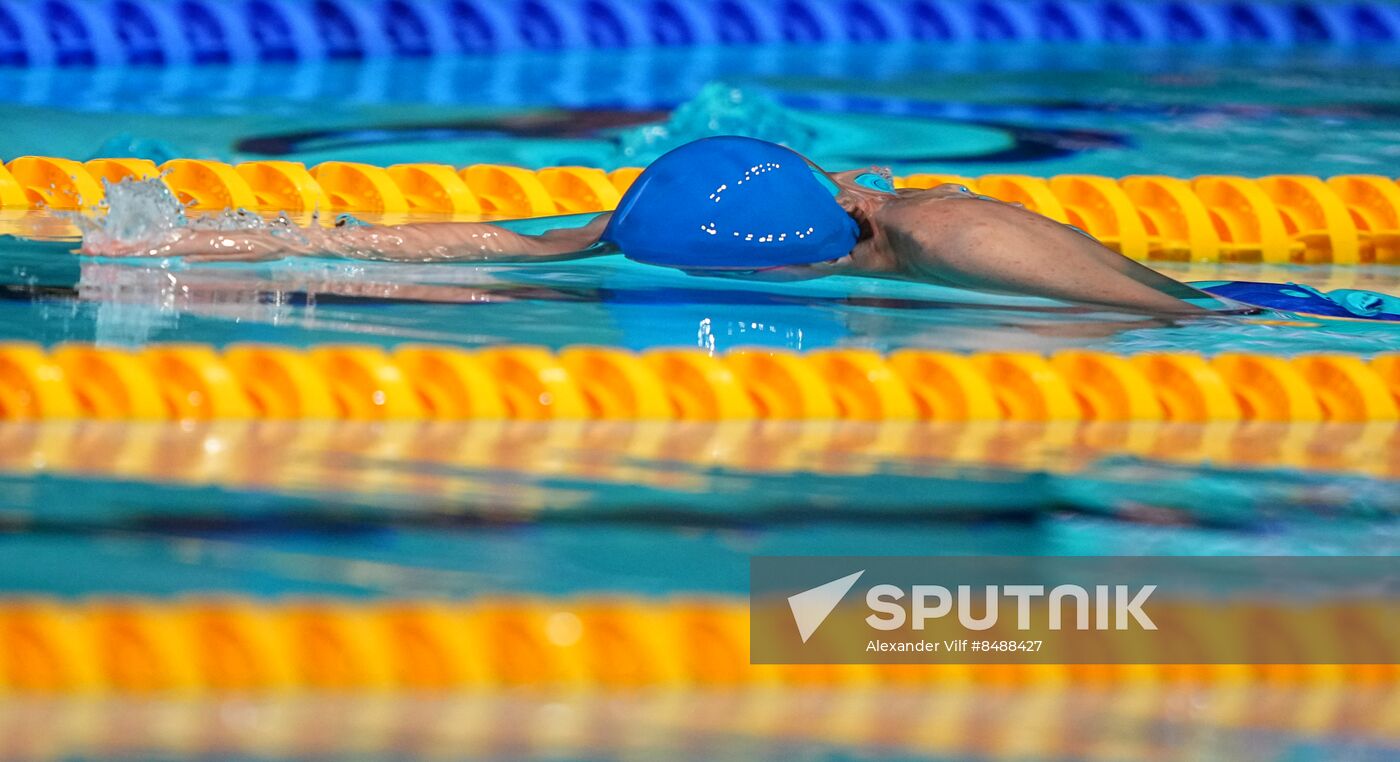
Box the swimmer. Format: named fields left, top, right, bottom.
left=80, top=136, right=1397, bottom=321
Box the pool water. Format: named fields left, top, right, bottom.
left=1, top=39, right=1399, bottom=761
left=2, top=41, right=1399, bottom=564
left=6, top=235, right=1400, bottom=355
left=5, top=44, right=1400, bottom=358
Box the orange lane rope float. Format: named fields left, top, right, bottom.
left=2, top=157, right=1399, bottom=264
left=0, top=597, right=1395, bottom=693
left=1, top=343, right=1397, bottom=423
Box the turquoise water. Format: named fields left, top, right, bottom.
left=2, top=39, right=1399, bottom=762
left=3, top=43, right=1400, bottom=175
left=2, top=43, right=1400, bottom=587
left=5, top=237, right=1400, bottom=355
left=5, top=45, right=1400, bottom=359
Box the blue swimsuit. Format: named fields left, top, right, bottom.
left=1193, top=281, right=1400, bottom=322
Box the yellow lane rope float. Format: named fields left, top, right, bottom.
left=2, top=690, right=1398, bottom=762
left=1, top=343, right=1398, bottom=423
left=2, top=156, right=1399, bottom=264
left=0, top=597, right=1395, bottom=693
left=1, top=420, right=1396, bottom=495
left=2, top=690, right=1397, bottom=762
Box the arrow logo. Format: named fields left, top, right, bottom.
left=787, top=570, right=865, bottom=643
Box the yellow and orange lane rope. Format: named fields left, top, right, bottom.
left=1, top=419, right=1395, bottom=498
left=3, top=156, right=1399, bottom=264
left=1, top=687, right=1397, bottom=761
left=2, top=343, right=1398, bottom=423
left=0, top=597, right=1395, bottom=693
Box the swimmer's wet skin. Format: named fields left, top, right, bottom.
left=79, top=136, right=1397, bottom=321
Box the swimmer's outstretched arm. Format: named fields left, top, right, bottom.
left=81, top=214, right=612, bottom=263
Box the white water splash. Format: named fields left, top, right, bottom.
left=69, top=176, right=310, bottom=257
left=617, top=83, right=816, bottom=161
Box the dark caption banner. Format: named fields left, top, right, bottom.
left=751, top=556, right=1400, bottom=664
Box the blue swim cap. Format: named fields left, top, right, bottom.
left=602, top=136, right=860, bottom=269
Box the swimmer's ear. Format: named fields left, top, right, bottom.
left=834, top=193, right=878, bottom=239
